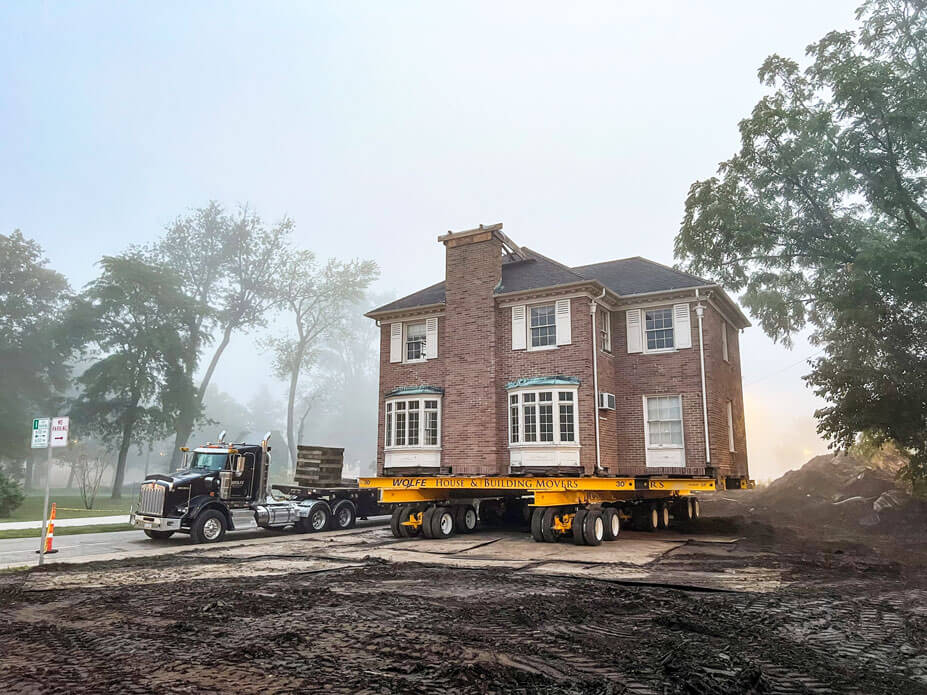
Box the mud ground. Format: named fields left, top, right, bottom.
left=1, top=495, right=926, bottom=695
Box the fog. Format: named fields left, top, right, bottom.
left=1, top=1, right=859, bottom=483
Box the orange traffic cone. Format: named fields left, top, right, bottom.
left=38, top=503, right=59, bottom=555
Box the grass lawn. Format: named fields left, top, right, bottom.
left=0, top=523, right=135, bottom=540
left=1, top=492, right=135, bottom=523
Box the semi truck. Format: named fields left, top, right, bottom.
left=129, top=433, right=384, bottom=543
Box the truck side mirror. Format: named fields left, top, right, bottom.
left=234, top=455, right=246, bottom=476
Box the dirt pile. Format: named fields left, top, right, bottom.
left=753, top=453, right=924, bottom=532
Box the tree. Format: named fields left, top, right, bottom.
left=270, top=252, right=378, bottom=472
left=0, top=230, right=73, bottom=486
left=675, top=0, right=927, bottom=482
left=70, top=255, right=202, bottom=498
left=150, top=203, right=290, bottom=468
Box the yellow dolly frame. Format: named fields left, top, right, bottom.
left=360, top=475, right=753, bottom=547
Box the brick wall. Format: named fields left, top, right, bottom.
left=610, top=302, right=708, bottom=476
left=595, top=307, right=618, bottom=472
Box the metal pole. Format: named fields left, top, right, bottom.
left=37, top=420, right=52, bottom=566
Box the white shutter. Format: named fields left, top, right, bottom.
left=721, top=321, right=729, bottom=362
left=425, top=317, right=438, bottom=359
left=555, top=299, right=571, bottom=345
left=626, top=309, right=642, bottom=353
left=389, top=322, right=403, bottom=363
left=512, top=305, right=527, bottom=350
left=727, top=401, right=735, bottom=452
left=673, top=303, right=692, bottom=349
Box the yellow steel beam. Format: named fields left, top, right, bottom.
left=379, top=488, right=447, bottom=504
left=361, top=476, right=716, bottom=493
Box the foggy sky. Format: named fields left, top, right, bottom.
left=1, top=1, right=859, bottom=481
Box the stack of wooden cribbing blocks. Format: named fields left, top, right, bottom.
left=295, top=445, right=345, bottom=487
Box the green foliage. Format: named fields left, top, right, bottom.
left=69, top=255, right=204, bottom=497
left=0, top=471, right=26, bottom=517
left=0, top=230, right=73, bottom=461
left=675, top=0, right=927, bottom=482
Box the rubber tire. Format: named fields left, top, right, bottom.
left=421, top=506, right=437, bottom=539
left=332, top=500, right=357, bottom=530
left=191, top=509, right=227, bottom=544
left=572, top=509, right=588, bottom=545
left=430, top=507, right=456, bottom=539
left=144, top=530, right=174, bottom=540
left=678, top=497, right=694, bottom=521
left=583, top=510, right=605, bottom=546
left=602, top=508, right=620, bottom=541
left=658, top=504, right=670, bottom=529
left=389, top=507, right=404, bottom=538
left=303, top=501, right=332, bottom=533
left=455, top=505, right=478, bottom=534
left=541, top=507, right=559, bottom=543
left=634, top=504, right=659, bottom=532
left=530, top=508, right=545, bottom=542
left=692, top=497, right=701, bottom=519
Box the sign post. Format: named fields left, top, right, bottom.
left=32, top=416, right=68, bottom=566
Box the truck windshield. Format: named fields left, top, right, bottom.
left=190, top=452, right=228, bottom=471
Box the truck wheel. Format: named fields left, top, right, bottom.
left=455, top=505, right=478, bottom=534
left=389, top=508, right=404, bottom=538
left=144, top=530, right=174, bottom=540
left=530, top=508, right=545, bottom=542
left=302, top=501, right=332, bottom=532
left=602, top=508, right=620, bottom=541
left=541, top=507, right=559, bottom=543
left=430, top=507, right=456, bottom=539
left=572, top=509, right=588, bottom=545
left=583, top=510, right=604, bottom=546
left=191, top=510, right=227, bottom=544
left=658, top=504, right=670, bottom=529
left=421, top=506, right=437, bottom=539
left=332, top=500, right=357, bottom=530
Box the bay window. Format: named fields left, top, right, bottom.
left=508, top=388, right=579, bottom=446
left=386, top=397, right=441, bottom=449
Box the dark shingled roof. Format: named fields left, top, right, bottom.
left=572, top=257, right=711, bottom=296
left=368, top=249, right=712, bottom=316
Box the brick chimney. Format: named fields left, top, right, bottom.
left=438, top=224, right=505, bottom=475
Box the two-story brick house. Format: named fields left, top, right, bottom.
left=366, top=224, right=750, bottom=484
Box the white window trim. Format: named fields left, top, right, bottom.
left=526, top=302, right=558, bottom=351
left=385, top=396, right=442, bottom=450
left=403, top=322, right=427, bottom=364
left=727, top=400, right=735, bottom=452
left=508, top=387, right=580, bottom=448
left=602, top=309, right=612, bottom=353
left=643, top=306, right=677, bottom=355
left=642, top=394, right=685, bottom=451
left=721, top=320, right=730, bottom=363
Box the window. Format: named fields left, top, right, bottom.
left=645, top=395, right=683, bottom=448
left=727, top=401, right=735, bottom=452
left=645, top=308, right=674, bottom=351
left=385, top=397, right=441, bottom=448
left=601, top=310, right=612, bottom=352
left=508, top=388, right=579, bottom=446
left=405, top=322, right=426, bottom=362
left=529, top=305, right=556, bottom=348
left=721, top=322, right=729, bottom=362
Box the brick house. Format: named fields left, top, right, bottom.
left=366, top=224, right=750, bottom=484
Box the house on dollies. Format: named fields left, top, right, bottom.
left=366, top=224, right=750, bottom=485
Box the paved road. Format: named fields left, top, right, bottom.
left=0, top=515, right=129, bottom=530
left=0, top=517, right=390, bottom=568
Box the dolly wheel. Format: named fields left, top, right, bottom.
left=583, top=510, right=605, bottom=546
left=602, top=508, right=620, bottom=541
left=681, top=497, right=694, bottom=521
left=541, top=507, right=560, bottom=543
left=430, top=507, right=456, bottom=539
left=421, top=506, right=438, bottom=539
left=658, top=504, right=670, bottom=529
left=455, top=505, right=478, bottom=534
left=530, top=508, right=545, bottom=542
left=389, top=508, right=404, bottom=538
left=692, top=497, right=701, bottom=519
left=572, top=509, right=588, bottom=545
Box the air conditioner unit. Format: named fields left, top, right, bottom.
left=598, top=392, right=616, bottom=410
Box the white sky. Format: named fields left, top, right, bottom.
left=1, top=0, right=859, bottom=480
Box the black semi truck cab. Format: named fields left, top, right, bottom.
left=129, top=433, right=383, bottom=543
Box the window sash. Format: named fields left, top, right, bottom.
left=645, top=395, right=683, bottom=448
left=645, top=308, right=675, bottom=351
left=405, top=322, right=426, bottom=361
left=529, top=305, right=556, bottom=347
left=386, top=397, right=440, bottom=448
left=602, top=310, right=612, bottom=352
left=508, top=389, right=579, bottom=446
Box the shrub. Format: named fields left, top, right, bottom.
left=0, top=471, right=25, bottom=517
